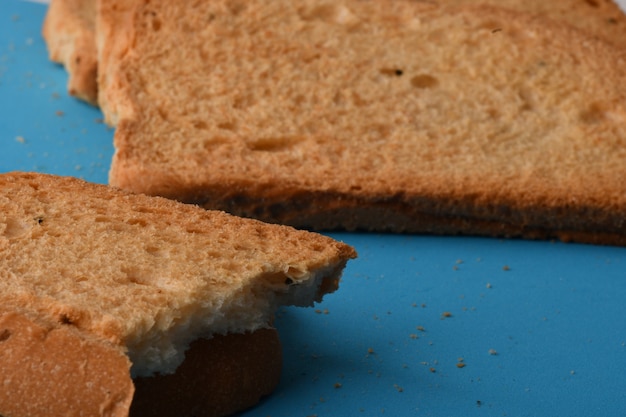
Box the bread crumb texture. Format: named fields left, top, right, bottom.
left=99, top=0, right=626, bottom=243
left=0, top=172, right=355, bottom=376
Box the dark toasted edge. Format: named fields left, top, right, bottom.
left=110, top=171, right=626, bottom=246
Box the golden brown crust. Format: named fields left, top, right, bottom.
left=42, top=0, right=99, bottom=104
left=0, top=310, right=134, bottom=417
left=131, top=329, right=282, bottom=417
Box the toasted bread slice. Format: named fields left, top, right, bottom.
left=42, top=0, right=99, bottom=104
left=97, top=1, right=626, bottom=245
left=44, top=0, right=626, bottom=104
left=0, top=171, right=355, bottom=417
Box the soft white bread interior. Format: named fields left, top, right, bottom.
left=0, top=172, right=355, bottom=416
left=97, top=0, right=626, bottom=245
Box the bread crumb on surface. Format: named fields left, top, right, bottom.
left=502, top=265, right=511, bottom=271
left=15, top=136, right=25, bottom=143
left=488, top=349, right=498, bottom=355
left=441, top=311, right=453, bottom=319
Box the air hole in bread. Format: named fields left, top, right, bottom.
left=410, top=74, right=439, bottom=89
left=0, top=329, right=11, bottom=342
left=379, top=68, right=404, bottom=77
left=151, top=17, right=162, bottom=31
left=145, top=245, right=167, bottom=258
left=126, top=218, right=148, bottom=227
left=193, top=120, right=208, bottom=130
left=248, top=137, right=300, bottom=152
left=579, top=102, right=609, bottom=124
left=299, top=4, right=357, bottom=25
left=2, top=217, right=28, bottom=239
left=286, top=266, right=306, bottom=279
left=122, top=266, right=148, bottom=285
left=217, top=121, right=237, bottom=131
left=227, top=0, right=247, bottom=15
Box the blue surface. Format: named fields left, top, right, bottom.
left=2, top=2, right=626, bottom=416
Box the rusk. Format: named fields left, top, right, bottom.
left=42, top=0, right=98, bottom=104
left=98, top=1, right=626, bottom=245
left=0, top=171, right=355, bottom=417
left=44, top=0, right=626, bottom=102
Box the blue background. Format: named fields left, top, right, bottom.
left=2, top=2, right=626, bottom=416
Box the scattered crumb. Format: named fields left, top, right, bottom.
left=94, top=118, right=104, bottom=124
left=502, top=265, right=511, bottom=271
left=429, top=367, right=436, bottom=373
left=323, top=309, right=329, bottom=315
left=314, top=309, right=322, bottom=314
left=411, top=302, right=417, bottom=307
left=416, top=325, right=425, bottom=332
left=51, top=92, right=61, bottom=99
left=74, top=165, right=82, bottom=171
left=455, top=259, right=463, bottom=264
left=421, top=303, right=427, bottom=308
left=15, top=136, right=25, bottom=144
left=456, top=362, right=466, bottom=368
left=570, top=370, right=575, bottom=375
left=488, top=349, right=498, bottom=356
left=402, top=363, right=408, bottom=369
left=334, top=382, right=342, bottom=389
left=486, top=282, right=492, bottom=289
left=441, top=311, right=453, bottom=319
left=477, top=400, right=482, bottom=407
left=55, top=110, right=64, bottom=117
left=409, top=333, right=419, bottom=340
left=453, top=265, right=459, bottom=271
left=11, top=14, right=20, bottom=21
left=393, top=384, right=404, bottom=393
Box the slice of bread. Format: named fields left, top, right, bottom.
left=44, top=0, right=626, bottom=104
left=42, top=0, right=99, bottom=104
left=97, top=0, right=626, bottom=245
left=0, top=171, right=355, bottom=417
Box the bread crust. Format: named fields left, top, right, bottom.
left=0, top=310, right=134, bottom=417
left=0, top=310, right=281, bottom=417
left=131, top=329, right=282, bottom=417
